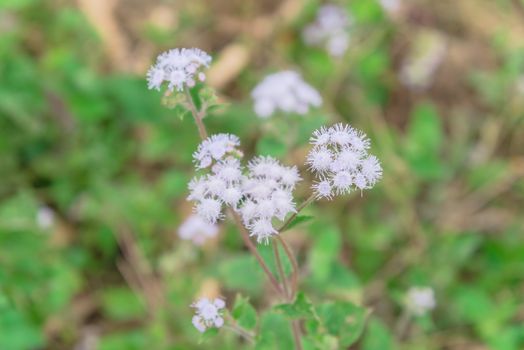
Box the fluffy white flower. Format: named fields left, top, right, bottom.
left=178, top=214, right=219, bottom=245
left=188, top=135, right=245, bottom=224
left=239, top=156, right=300, bottom=244
left=147, top=48, right=212, bottom=92
left=307, top=123, right=382, bottom=199
left=312, top=179, right=333, bottom=200
left=251, top=71, right=322, bottom=118
left=302, top=5, right=352, bottom=57
left=195, top=198, right=223, bottom=223
left=37, top=206, right=55, bottom=229
left=191, top=297, right=225, bottom=333
left=193, top=134, right=241, bottom=169
left=406, top=287, right=436, bottom=316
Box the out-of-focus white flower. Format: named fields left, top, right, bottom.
left=191, top=297, right=225, bottom=333
left=380, top=0, right=401, bottom=15
left=251, top=71, right=322, bottom=118
left=37, top=206, right=55, bottom=229
left=193, top=134, right=242, bottom=169
left=307, top=123, right=382, bottom=199
left=178, top=214, right=219, bottom=245
left=239, top=156, right=300, bottom=244
left=406, top=287, right=436, bottom=316
left=399, top=30, right=447, bottom=90
left=147, top=48, right=211, bottom=92
left=302, top=5, right=352, bottom=57
left=515, top=75, right=524, bottom=95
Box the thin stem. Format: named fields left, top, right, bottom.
left=395, top=310, right=412, bottom=341
left=275, top=235, right=299, bottom=297
left=223, top=324, right=255, bottom=344
left=231, top=210, right=285, bottom=296
left=184, top=89, right=208, bottom=139
left=291, top=321, right=303, bottom=350
left=272, top=241, right=290, bottom=299
left=277, top=193, right=316, bottom=232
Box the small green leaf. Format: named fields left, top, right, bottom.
left=198, top=327, right=219, bottom=343
left=316, top=301, right=368, bottom=347
left=255, top=312, right=294, bottom=350
left=283, top=215, right=314, bottom=232
left=232, top=295, right=258, bottom=330
left=275, top=292, right=317, bottom=320
left=218, top=255, right=265, bottom=294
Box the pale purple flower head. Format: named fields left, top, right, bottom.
left=147, top=48, right=211, bottom=92
left=251, top=71, right=322, bottom=118
left=307, top=123, right=382, bottom=199
left=191, top=297, right=226, bottom=332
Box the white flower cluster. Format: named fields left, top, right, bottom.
left=191, top=297, right=225, bottom=332
left=178, top=214, right=219, bottom=245
left=307, top=124, right=382, bottom=199
left=406, top=287, right=436, bottom=316
left=193, top=134, right=242, bottom=169
left=188, top=135, right=300, bottom=243
left=188, top=157, right=244, bottom=224
left=302, top=5, right=351, bottom=57
left=251, top=71, right=322, bottom=118
left=239, top=156, right=300, bottom=244
left=147, top=48, right=212, bottom=92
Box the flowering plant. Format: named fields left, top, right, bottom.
left=148, top=46, right=388, bottom=349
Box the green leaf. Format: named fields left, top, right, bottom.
left=362, top=318, right=393, bottom=350
left=275, top=292, right=317, bottom=320
left=218, top=254, right=265, bottom=294
left=283, top=215, right=314, bottom=232
left=405, top=102, right=444, bottom=180
left=255, top=312, right=294, bottom=350
left=257, top=243, right=292, bottom=281
left=316, top=301, right=368, bottom=348
left=309, top=224, right=341, bottom=283
left=99, top=331, right=147, bottom=350
left=198, top=327, right=219, bottom=343
left=101, top=287, right=146, bottom=321
left=232, top=295, right=258, bottom=330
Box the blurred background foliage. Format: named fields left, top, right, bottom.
left=0, top=0, right=523, bottom=349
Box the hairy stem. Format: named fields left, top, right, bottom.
left=275, top=235, right=299, bottom=297
left=223, top=324, right=255, bottom=344
left=272, top=241, right=290, bottom=299
left=291, top=321, right=303, bottom=350
left=184, top=89, right=208, bottom=139
left=231, top=210, right=285, bottom=296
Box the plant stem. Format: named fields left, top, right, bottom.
left=277, top=193, right=316, bottom=232
left=223, top=324, right=255, bottom=344
left=275, top=235, right=299, bottom=297
left=291, top=321, right=303, bottom=350
left=395, top=310, right=412, bottom=340
left=272, top=241, right=290, bottom=299
left=230, top=210, right=285, bottom=296
left=184, top=89, right=208, bottom=139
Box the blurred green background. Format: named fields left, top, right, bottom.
left=1, top=0, right=523, bottom=349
